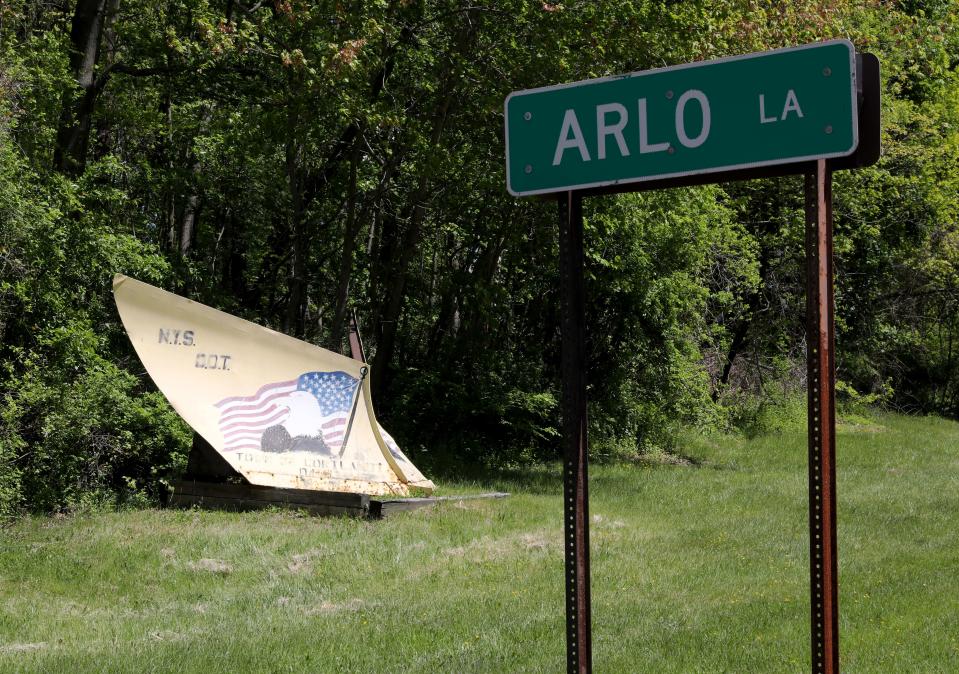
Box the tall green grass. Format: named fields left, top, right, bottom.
left=1, top=411, right=957, bottom=672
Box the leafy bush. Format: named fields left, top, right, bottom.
left=0, top=120, right=190, bottom=516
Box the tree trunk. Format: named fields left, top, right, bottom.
left=329, top=139, right=363, bottom=351
left=369, top=17, right=475, bottom=401
left=330, top=137, right=407, bottom=351
left=178, top=108, right=210, bottom=258
left=54, top=0, right=112, bottom=176
left=425, top=263, right=460, bottom=360
left=179, top=185, right=201, bottom=257
left=713, top=239, right=775, bottom=398
left=716, top=318, right=750, bottom=394
left=284, top=109, right=308, bottom=336
left=371, top=194, right=430, bottom=400
left=91, top=0, right=120, bottom=163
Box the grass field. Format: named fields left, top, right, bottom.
left=1, top=411, right=958, bottom=672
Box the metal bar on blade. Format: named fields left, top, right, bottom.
left=338, top=366, right=368, bottom=458
left=805, top=159, right=840, bottom=673
left=558, top=190, right=592, bottom=674
left=349, top=309, right=367, bottom=363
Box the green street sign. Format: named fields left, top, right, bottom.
left=505, top=40, right=859, bottom=196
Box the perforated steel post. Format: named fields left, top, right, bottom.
left=558, top=191, right=592, bottom=674
left=805, top=159, right=840, bottom=673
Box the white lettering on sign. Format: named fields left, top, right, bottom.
left=638, top=98, right=670, bottom=154
left=596, top=103, right=630, bottom=160
left=782, top=89, right=803, bottom=119
left=552, top=89, right=715, bottom=166
left=759, top=90, right=804, bottom=124
left=675, top=89, right=710, bottom=149
left=553, top=109, right=591, bottom=165
left=759, top=94, right=777, bottom=124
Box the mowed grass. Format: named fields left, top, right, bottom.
left=1, top=412, right=958, bottom=673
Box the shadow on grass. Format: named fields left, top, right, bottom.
left=424, top=447, right=720, bottom=497
left=425, top=458, right=565, bottom=496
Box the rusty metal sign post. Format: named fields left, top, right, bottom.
left=559, top=191, right=592, bottom=673
left=806, top=160, right=840, bottom=673
left=507, top=43, right=879, bottom=674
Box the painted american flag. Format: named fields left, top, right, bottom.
left=215, top=371, right=359, bottom=453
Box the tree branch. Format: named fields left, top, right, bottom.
left=92, top=62, right=186, bottom=94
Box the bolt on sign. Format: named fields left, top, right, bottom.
left=505, top=39, right=858, bottom=196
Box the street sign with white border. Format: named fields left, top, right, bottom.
left=505, top=40, right=859, bottom=196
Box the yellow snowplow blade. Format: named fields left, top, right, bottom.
left=113, top=275, right=433, bottom=496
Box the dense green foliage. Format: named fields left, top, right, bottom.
left=1, top=1, right=959, bottom=515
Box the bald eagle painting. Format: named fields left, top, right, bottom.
left=215, top=371, right=361, bottom=458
